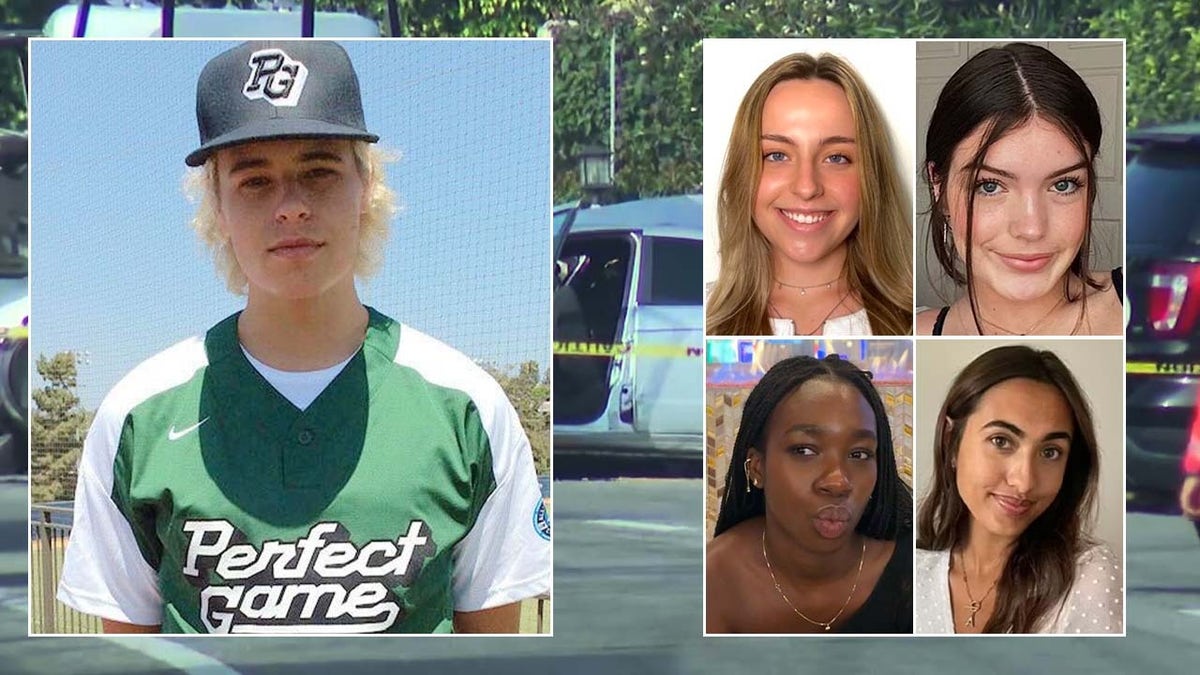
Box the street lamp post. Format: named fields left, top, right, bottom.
left=540, top=17, right=622, bottom=205
left=578, top=145, right=613, bottom=205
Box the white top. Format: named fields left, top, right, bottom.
left=704, top=282, right=873, bottom=336
left=769, top=307, right=873, bottom=336
left=914, top=545, right=1123, bottom=634
left=242, top=345, right=356, bottom=411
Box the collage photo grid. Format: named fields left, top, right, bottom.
left=23, top=36, right=1138, bottom=637
left=0, top=5, right=1190, bottom=670
left=700, top=38, right=1127, bottom=636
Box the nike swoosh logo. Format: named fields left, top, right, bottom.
left=168, top=417, right=210, bottom=441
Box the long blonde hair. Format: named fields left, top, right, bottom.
left=184, top=140, right=397, bottom=295
left=706, top=53, right=912, bottom=336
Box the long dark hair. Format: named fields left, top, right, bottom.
left=713, top=354, right=912, bottom=538
left=924, top=43, right=1103, bottom=333
left=916, top=345, right=1099, bottom=633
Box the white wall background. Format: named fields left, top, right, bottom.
left=702, top=39, right=917, bottom=286
left=913, top=338, right=1124, bottom=557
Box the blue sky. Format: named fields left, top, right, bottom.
left=30, top=39, right=551, bottom=409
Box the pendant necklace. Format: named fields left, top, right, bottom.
left=958, top=551, right=998, bottom=629
left=769, top=291, right=851, bottom=336
left=762, top=529, right=865, bottom=632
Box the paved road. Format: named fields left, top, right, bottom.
left=1124, top=513, right=1200, bottom=647
left=0, top=480, right=1197, bottom=673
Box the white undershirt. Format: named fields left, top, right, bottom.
left=241, top=346, right=358, bottom=411
left=769, top=307, right=873, bottom=336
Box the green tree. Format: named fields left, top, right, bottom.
left=18, top=0, right=1196, bottom=197
left=0, top=0, right=58, bottom=131
left=483, top=360, right=550, bottom=474
left=543, top=0, right=1119, bottom=201
left=0, top=52, right=23, bottom=132
left=389, top=0, right=568, bottom=37
left=1089, top=0, right=1200, bottom=128
left=31, top=351, right=92, bottom=502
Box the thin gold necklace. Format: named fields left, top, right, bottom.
left=775, top=275, right=840, bottom=295
left=957, top=551, right=999, bottom=629
left=761, top=529, right=866, bottom=632
left=975, top=295, right=1067, bottom=335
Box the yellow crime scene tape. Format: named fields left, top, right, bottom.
left=552, top=341, right=703, bottom=358
left=1126, top=361, right=1200, bottom=376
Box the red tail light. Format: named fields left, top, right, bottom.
left=1148, top=262, right=1200, bottom=335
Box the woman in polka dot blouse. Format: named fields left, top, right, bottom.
left=913, top=346, right=1122, bottom=634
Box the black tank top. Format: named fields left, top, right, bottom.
left=931, top=267, right=1123, bottom=336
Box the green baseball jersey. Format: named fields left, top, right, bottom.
left=58, top=308, right=551, bottom=633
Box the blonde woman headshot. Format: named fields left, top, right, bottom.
left=916, top=42, right=1123, bottom=336
left=705, top=43, right=912, bottom=336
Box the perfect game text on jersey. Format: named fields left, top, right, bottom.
left=58, top=308, right=551, bottom=633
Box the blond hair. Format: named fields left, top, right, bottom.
left=184, top=141, right=397, bottom=295
left=706, top=53, right=912, bottom=336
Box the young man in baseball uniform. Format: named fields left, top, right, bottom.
left=57, top=40, right=551, bottom=634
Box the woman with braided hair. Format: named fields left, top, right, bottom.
left=706, top=354, right=913, bottom=634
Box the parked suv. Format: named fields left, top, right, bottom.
left=553, top=196, right=703, bottom=469
left=1125, top=121, right=1200, bottom=538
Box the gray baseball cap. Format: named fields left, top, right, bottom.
left=185, top=40, right=379, bottom=167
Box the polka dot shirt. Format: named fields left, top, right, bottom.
left=914, top=545, right=1123, bottom=634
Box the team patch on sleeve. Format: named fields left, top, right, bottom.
left=533, top=499, right=551, bottom=541
left=180, top=519, right=436, bottom=634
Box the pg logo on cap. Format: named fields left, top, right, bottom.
left=242, top=48, right=308, bottom=108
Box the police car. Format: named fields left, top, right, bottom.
left=1124, top=121, right=1200, bottom=540
left=553, top=195, right=703, bottom=468
left=1123, top=118, right=1200, bottom=533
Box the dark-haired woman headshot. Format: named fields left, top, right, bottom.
left=915, top=345, right=1122, bottom=633
left=706, top=355, right=913, bottom=634
left=915, top=42, right=1123, bottom=336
